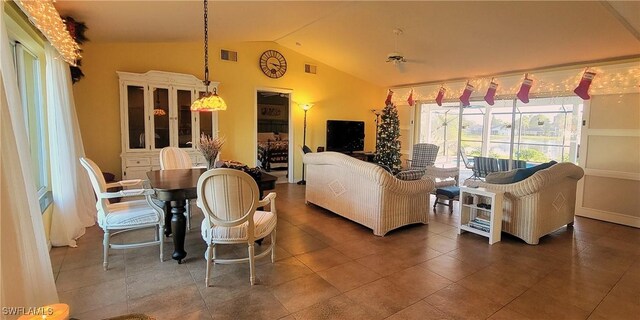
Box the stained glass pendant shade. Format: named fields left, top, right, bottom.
left=191, top=0, right=227, bottom=112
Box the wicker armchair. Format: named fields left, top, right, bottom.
left=465, top=162, right=584, bottom=244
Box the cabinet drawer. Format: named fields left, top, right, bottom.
left=151, top=158, right=160, bottom=166
left=126, top=158, right=151, bottom=167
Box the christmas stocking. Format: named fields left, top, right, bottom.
left=574, top=71, right=596, bottom=100
left=407, top=89, right=414, bottom=106
left=435, top=87, right=446, bottom=106
left=459, top=83, right=474, bottom=106
left=385, top=89, right=394, bottom=105
left=484, top=81, right=498, bottom=105
left=517, top=77, right=533, bottom=103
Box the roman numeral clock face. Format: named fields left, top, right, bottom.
left=259, top=50, right=287, bottom=79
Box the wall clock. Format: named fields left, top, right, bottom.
left=259, top=50, right=287, bottom=79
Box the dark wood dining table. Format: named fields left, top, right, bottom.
left=146, top=168, right=277, bottom=263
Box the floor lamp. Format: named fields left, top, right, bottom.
left=297, top=103, right=313, bottom=185
left=371, top=109, right=381, bottom=152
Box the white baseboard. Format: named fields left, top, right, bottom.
left=576, top=207, right=640, bottom=228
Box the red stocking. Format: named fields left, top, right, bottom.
left=385, top=89, right=393, bottom=105
left=435, top=87, right=446, bottom=106
left=484, top=81, right=498, bottom=105
left=574, top=71, right=596, bottom=100
left=517, top=77, right=533, bottom=104
left=407, top=89, right=414, bottom=106
left=459, top=83, right=474, bottom=107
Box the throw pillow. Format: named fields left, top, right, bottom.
left=396, top=169, right=425, bottom=181
left=485, top=170, right=518, bottom=184
left=511, top=160, right=557, bottom=183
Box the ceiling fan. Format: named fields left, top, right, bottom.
left=385, top=28, right=419, bottom=72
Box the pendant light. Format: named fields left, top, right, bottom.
left=191, top=0, right=227, bottom=112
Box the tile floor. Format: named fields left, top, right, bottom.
left=50, top=184, right=640, bottom=320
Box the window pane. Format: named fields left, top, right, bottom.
left=19, top=48, right=46, bottom=191
left=514, top=97, right=583, bottom=163
left=153, top=88, right=170, bottom=149
left=177, top=89, right=192, bottom=148
left=127, top=85, right=146, bottom=149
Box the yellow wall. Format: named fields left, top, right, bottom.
left=73, top=41, right=383, bottom=179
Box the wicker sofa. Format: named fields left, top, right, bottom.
left=303, top=152, right=435, bottom=236
left=465, top=162, right=584, bottom=244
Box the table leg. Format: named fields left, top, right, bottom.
left=170, top=200, right=187, bottom=263
left=163, top=202, right=172, bottom=237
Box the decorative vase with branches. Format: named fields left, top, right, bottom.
left=198, top=133, right=224, bottom=169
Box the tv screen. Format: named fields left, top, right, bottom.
left=326, top=120, right=365, bottom=152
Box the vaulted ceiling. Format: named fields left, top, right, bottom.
left=54, top=1, right=640, bottom=87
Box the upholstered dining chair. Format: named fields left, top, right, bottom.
left=80, top=157, right=164, bottom=270
left=197, top=168, right=277, bottom=286
left=160, top=147, right=194, bottom=230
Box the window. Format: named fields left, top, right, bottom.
left=513, top=97, right=582, bottom=163
left=418, top=96, right=583, bottom=169
left=12, top=41, right=50, bottom=203
left=420, top=102, right=460, bottom=166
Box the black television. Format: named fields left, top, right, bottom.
left=326, top=120, right=365, bottom=153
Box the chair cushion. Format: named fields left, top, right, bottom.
left=396, top=169, right=425, bottom=181
left=201, top=210, right=277, bottom=242
left=103, top=200, right=161, bottom=228
left=512, top=161, right=558, bottom=183
left=435, top=186, right=460, bottom=199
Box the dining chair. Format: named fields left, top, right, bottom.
left=197, top=168, right=277, bottom=286
left=80, top=157, right=164, bottom=270
left=160, top=147, right=194, bottom=230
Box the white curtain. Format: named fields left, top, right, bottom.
left=46, top=44, right=95, bottom=247
left=0, top=3, right=59, bottom=313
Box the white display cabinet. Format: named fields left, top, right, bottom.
left=118, top=71, right=219, bottom=180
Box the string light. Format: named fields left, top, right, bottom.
left=17, top=0, right=81, bottom=66
left=396, top=62, right=640, bottom=103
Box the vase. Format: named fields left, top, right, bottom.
left=205, top=152, right=219, bottom=170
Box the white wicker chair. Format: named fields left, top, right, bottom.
left=197, top=169, right=277, bottom=286
left=80, top=157, right=164, bottom=270
left=465, top=162, right=584, bottom=244
left=160, top=147, right=194, bottom=230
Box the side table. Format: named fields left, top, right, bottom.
left=458, top=186, right=504, bottom=244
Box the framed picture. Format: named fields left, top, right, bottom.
left=258, top=104, right=287, bottom=120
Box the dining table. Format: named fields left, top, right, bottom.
left=146, top=168, right=277, bottom=263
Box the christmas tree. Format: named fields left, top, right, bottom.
left=374, top=103, right=402, bottom=173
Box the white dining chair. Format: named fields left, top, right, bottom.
left=80, top=157, right=164, bottom=270
left=160, top=147, right=194, bottom=230
left=197, top=168, right=277, bottom=286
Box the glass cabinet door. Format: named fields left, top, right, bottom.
left=152, top=87, right=170, bottom=149
left=126, top=85, right=146, bottom=149
left=176, top=89, right=193, bottom=148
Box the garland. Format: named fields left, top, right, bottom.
left=62, top=16, right=88, bottom=83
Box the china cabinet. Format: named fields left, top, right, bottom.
left=118, top=70, right=219, bottom=180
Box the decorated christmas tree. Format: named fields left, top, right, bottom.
left=374, top=103, right=402, bottom=173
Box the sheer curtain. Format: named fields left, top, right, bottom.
left=46, top=44, right=95, bottom=247
left=0, top=4, right=58, bottom=311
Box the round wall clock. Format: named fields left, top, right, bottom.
left=259, top=50, right=287, bottom=78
